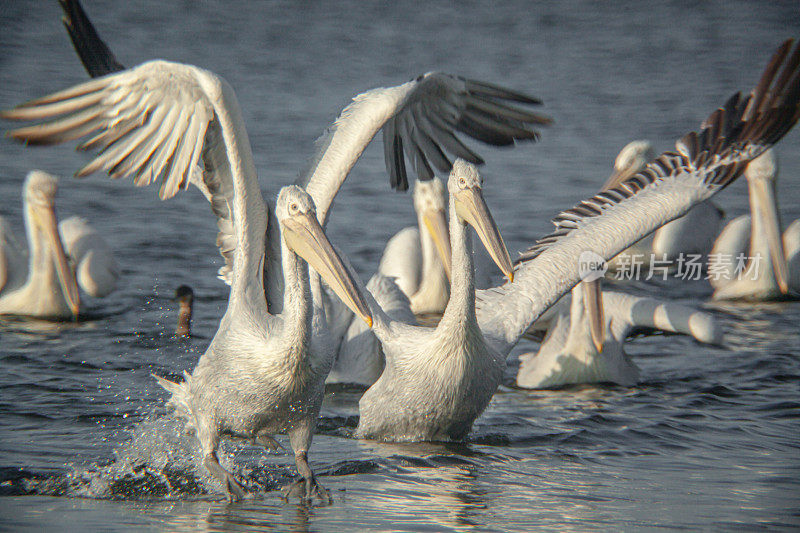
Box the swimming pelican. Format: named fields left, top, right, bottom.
left=174, top=284, right=194, bottom=337
left=356, top=41, right=800, bottom=440
left=356, top=160, right=515, bottom=441
left=378, top=177, right=452, bottom=315
left=607, top=140, right=725, bottom=268
left=303, top=40, right=798, bottom=442
left=515, top=286, right=722, bottom=388
left=0, top=170, right=116, bottom=319
left=58, top=215, right=119, bottom=298
left=376, top=176, right=505, bottom=317
left=709, top=149, right=799, bottom=300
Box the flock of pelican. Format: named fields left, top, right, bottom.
left=1, top=0, right=799, bottom=503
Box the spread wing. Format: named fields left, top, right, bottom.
left=296, top=72, right=551, bottom=224
left=476, top=39, right=800, bottom=353
left=2, top=60, right=271, bottom=302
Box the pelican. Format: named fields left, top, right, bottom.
left=377, top=177, right=452, bottom=315
left=355, top=40, right=799, bottom=440
left=709, top=149, right=799, bottom=300
left=174, top=284, right=194, bottom=337
left=607, top=140, right=725, bottom=269
left=516, top=286, right=722, bottom=389
left=356, top=160, right=515, bottom=441
left=376, top=176, right=506, bottom=317
left=58, top=214, right=119, bottom=298
left=0, top=170, right=116, bottom=319
left=2, top=59, right=379, bottom=502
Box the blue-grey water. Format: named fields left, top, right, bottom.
left=1, top=1, right=799, bottom=530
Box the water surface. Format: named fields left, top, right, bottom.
left=1, top=1, right=799, bottom=530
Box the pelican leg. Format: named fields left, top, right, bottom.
left=203, top=450, right=246, bottom=503
left=281, top=450, right=331, bottom=504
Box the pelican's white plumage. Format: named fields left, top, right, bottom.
left=516, top=286, right=722, bottom=389
left=607, top=140, right=725, bottom=268
left=3, top=60, right=374, bottom=502
left=357, top=161, right=514, bottom=441
left=709, top=149, right=799, bottom=300
left=378, top=177, right=451, bottom=315
left=0, top=171, right=93, bottom=319
left=59, top=215, right=119, bottom=298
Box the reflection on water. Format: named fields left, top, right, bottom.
left=1, top=0, right=800, bottom=530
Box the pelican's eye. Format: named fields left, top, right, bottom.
left=290, top=202, right=299, bottom=213
left=458, top=177, right=466, bottom=187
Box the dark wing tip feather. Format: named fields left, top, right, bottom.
left=60, top=0, right=125, bottom=78
left=517, top=39, right=800, bottom=267
left=384, top=73, right=552, bottom=190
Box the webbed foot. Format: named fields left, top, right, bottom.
left=204, top=451, right=247, bottom=502
left=280, top=475, right=331, bottom=504
left=280, top=450, right=332, bottom=504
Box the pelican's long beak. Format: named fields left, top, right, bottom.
left=752, top=178, right=789, bottom=294
left=283, top=212, right=373, bottom=327
left=422, top=207, right=452, bottom=280
left=36, top=205, right=80, bottom=318
left=582, top=279, right=605, bottom=352
left=454, top=187, right=514, bottom=283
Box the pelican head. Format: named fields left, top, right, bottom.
left=413, top=177, right=452, bottom=279
left=744, top=149, right=788, bottom=293
left=24, top=171, right=80, bottom=317
left=448, top=160, right=514, bottom=282
left=603, top=140, right=654, bottom=190
left=277, top=185, right=372, bottom=327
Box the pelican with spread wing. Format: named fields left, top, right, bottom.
left=342, top=40, right=797, bottom=440
left=3, top=61, right=374, bottom=503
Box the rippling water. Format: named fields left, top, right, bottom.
left=1, top=1, right=799, bottom=530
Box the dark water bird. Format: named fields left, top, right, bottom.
left=173, top=284, right=193, bottom=337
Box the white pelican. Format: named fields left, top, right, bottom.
left=516, top=286, right=722, bottom=389
left=364, top=40, right=799, bottom=440
left=709, top=149, right=799, bottom=300
left=378, top=177, right=452, bottom=315
left=173, top=284, right=193, bottom=337
left=376, top=176, right=507, bottom=317
left=356, top=160, right=515, bottom=441
left=606, top=140, right=725, bottom=268
left=58, top=215, right=119, bottom=298
left=0, top=170, right=116, bottom=319
left=2, top=61, right=376, bottom=502
left=309, top=40, right=797, bottom=442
